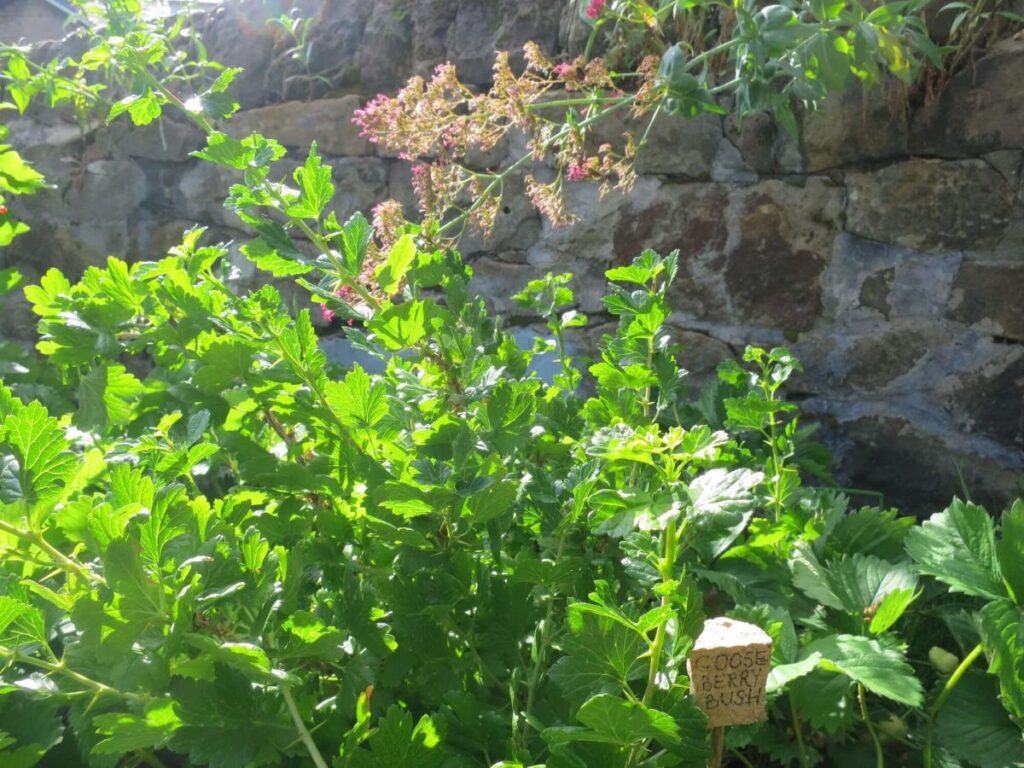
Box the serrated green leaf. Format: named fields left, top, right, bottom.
left=869, top=587, right=917, bottom=635
left=349, top=706, right=446, bottom=768
left=168, top=671, right=293, bottom=768
left=807, top=634, right=923, bottom=706
left=376, top=234, right=416, bottom=296
left=978, top=599, right=1024, bottom=720
left=288, top=142, right=334, bottom=219
left=2, top=400, right=75, bottom=509
left=767, top=653, right=822, bottom=694
left=325, top=365, right=388, bottom=430
left=574, top=694, right=679, bottom=746
left=906, top=499, right=1005, bottom=600
left=935, top=670, right=1024, bottom=768
left=997, top=500, right=1024, bottom=605
left=688, top=467, right=763, bottom=560
left=549, top=605, right=647, bottom=704
left=76, top=364, right=143, bottom=432
left=92, top=699, right=181, bottom=755
left=465, top=480, right=516, bottom=525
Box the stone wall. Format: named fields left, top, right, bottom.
left=2, top=0, right=1022, bottom=513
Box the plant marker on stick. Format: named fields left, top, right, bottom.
left=687, top=618, right=773, bottom=768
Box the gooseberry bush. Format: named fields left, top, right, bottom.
left=0, top=2, right=1023, bottom=768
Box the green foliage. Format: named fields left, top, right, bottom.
left=0, top=4, right=1021, bottom=768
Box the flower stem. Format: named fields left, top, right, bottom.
left=924, top=643, right=984, bottom=768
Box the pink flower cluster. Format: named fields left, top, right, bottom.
left=586, top=0, right=606, bottom=19
left=320, top=284, right=357, bottom=324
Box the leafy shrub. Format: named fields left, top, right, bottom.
left=0, top=2, right=1022, bottom=768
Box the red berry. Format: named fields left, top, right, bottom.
left=0, top=205, right=8, bottom=216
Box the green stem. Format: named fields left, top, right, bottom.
left=280, top=685, right=330, bottom=768
left=791, top=697, right=811, bottom=768
left=924, top=643, right=984, bottom=768
left=520, top=534, right=568, bottom=748
left=0, top=519, right=101, bottom=585
left=858, top=683, right=884, bottom=768
left=4, top=649, right=142, bottom=702
left=625, top=518, right=678, bottom=768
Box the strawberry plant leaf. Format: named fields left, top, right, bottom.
left=906, top=499, right=1005, bottom=600
left=997, top=499, right=1024, bottom=605
left=935, top=671, right=1024, bottom=768
left=807, top=634, right=923, bottom=706
left=978, top=598, right=1024, bottom=720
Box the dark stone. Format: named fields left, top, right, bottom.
left=949, top=261, right=1024, bottom=341
left=837, top=416, right=1022, bottom=516
left=723, top=181, right=840, bottom=332
left=912, top=40, right=1024, bottom=157
left=845, top=159, right=1014, bottom=252
left=841, top=328, right=929, bottom=389
left=858, top=267, right=895, bottom=318
left=951, top=352, right=1024, bottom=450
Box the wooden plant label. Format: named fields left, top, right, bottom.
left=686, top=617, right=772, bottom=728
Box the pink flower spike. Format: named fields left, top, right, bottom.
left=567, top=163, right=587, bottom=182
left=320, top=304, right=336, bottom=324
left=554, top=62, right=574, bottom=78
left=585, top=0, right=606, bottom=20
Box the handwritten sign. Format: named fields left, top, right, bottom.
left=686, top=617, right=772, bottom=727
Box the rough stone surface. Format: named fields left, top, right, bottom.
left=846, top=159, right=1017, bottom=253
left=4, top=3, right=1024, bottom=513
left=227, top=96, right=375, bottom=156
left=912, top=41, right=1024, bottom=157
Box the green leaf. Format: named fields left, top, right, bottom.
left=184, top=634, right=276, bottom=683
left=371, top=301, right=427, bottom=350
left=546, top=694, right=679, bottom=747
left=350, top=706, right=446, bottom=768
left=168, top=671, right=293, bottom=768
left=76, top=364, right=144, bottom=432
left=191, top=131, right=248, bottom=169
left=997, top=500, right=1024, bottom=605
left=104, top=539, right=166, bottom=626
left=869, top=587, right=917, bottom=635
left=549, top=605, right=647, bottom=704
left=767, top=653, right=822, bottom=694
left=688, top=468, right=763, bottom=560
left=827, top=506, right=914, bottom=560
left=978, top=599, right=1024, bottom=720
left=288, top=142, right=334, bottom=219
left=240, top=237, right=315, bottom=277
left=807, top=634, right=923, bottom=706
left=340, top=212, right=372, bottom=275
left=465, top=480, right=516, bottom=525
left=0, top=268, right=22, bottom=295
left=2, top=400, right=75, bottom=508
left=376, top=234, right=416, bottom=296
left=0, top=150, right=46, bottom=194
left=906, top=499, right=1005, bottom=600
left=326, top=365, right=388, bottom=430
left=935, top=671, right=1024, bottom=768
left=107, top=91, right=163, bottom=126
left=92, top=699, right=181, bottom=755
left=791, top=544, right=917, bottom=618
